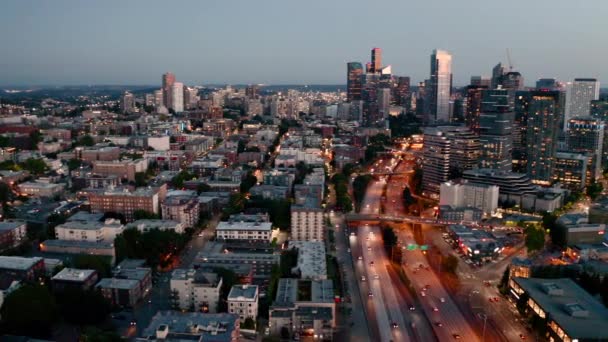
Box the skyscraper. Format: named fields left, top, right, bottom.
left=428, top=49, right=453, bottom=124
left=470, top=76, right=491, bottom=88
left=491, top=63, right=505, bottom=89
left=464, top=85, right=487, bottom=134
left=566, top=117, right=604, bottom=182
left=154, top=90, right=164, bottom=108
left=120, top=92, right=135, bottom=114
left=479, top=88, right=514, bottom=171
left=394, top=76, right=411, bottom=107
left=346, top=62, right=364, bottom=102
left=526, top=91, right=561, bottom=184
left=377, top=88, right=391, bottom=123
left=371, top=48, right=382, bottom=74
left=162, top=72, right=176, bottom=110
left=564, top=78, right=600, bottom=129
left=170, top=82, right=184, bottom=112
left=501, top=72, right=524, bottom=91
left=422, top=126, right=480, bottom=197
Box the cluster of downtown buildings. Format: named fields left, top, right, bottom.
left=0, top=45, right=606, bottom=341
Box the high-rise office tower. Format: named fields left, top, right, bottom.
left=564, top=78, right=600, bottom=130
left=470, top=76, right=491, bottom=88
left=245, top=85, right=259, bottom=99
left=422, top=126, right=480, bottom=197
left=154, top=90, right=164, bottom=108
left=162, top=72, right=176, bottom=110
left=394, top=76, right=411, bottom=107
left=464, top=85, right=487, bottom=134
left=501, top=72, right=524, bottom=91
left=536, top=78, right=558, bottom=90
left=371, top=48, right=382, bottom=74
left=120, top=92, right=135, bottom=113
left=479, top=88, right=514, bottom=171
left=347, top=62, right=364, bottom=102
left=428, top=49, right=453, bottom=124
left=566, top=117, right=604, bottom=182
left=377, top=88, right=391, bottom=123
left=512, top=91, right=531, bottom=172
left=526, top=91, right=561, bottom=184
left=491, top=63, right=505, bottom=89
left=170, top=82, right=184, bottom=112
left=361, top=73, right=380, bottom=126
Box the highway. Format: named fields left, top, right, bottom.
left=356, top=176, right=413, bottom=342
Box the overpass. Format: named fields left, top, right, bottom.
left=344, top=213, right=512, bottom=231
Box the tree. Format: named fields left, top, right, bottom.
left=71, top=255, right=112, bottom=277
left=133, top=209, right=160, bottom=220
left=543, top=212, right=564, bottom=247
left=0, top=284, right=57, bottom=338
left=171, top=170, right=194, bottom=189
left=524, top=226, right=546, bottom=253
left=241, top=317, right=256, bottom=330
left=586, top=181, right=604, bottom=200
left=411, top=168, right=423, bottom=195
left=55, top=288, right=111, bottom=325
left=134, top=171, right=147, bottom=187
left=498, top=266, right=510, bottom=294
left=20, top=158, right=48, bottom=175
left=341, top=163, right=356, bottom=178
left=240, top=171, right=258, bottom=193
left=67, top=158, right=82, bottom=171
left=353, top=175, right=373, bottom=212
left=77, top=135, right=95, bottom=147
left=29, top=130, right=43, bottom=149
left=80, top=327, right=125, bottom=342
left=213, top=267, right=237, bottom=312
left=0, top=182, right=11, bottom=203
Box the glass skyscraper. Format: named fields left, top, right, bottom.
left=428, top=49, right=452, bottom=124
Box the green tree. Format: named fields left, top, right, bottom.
left=543, top=212, right=564, bottom=247
left=71, top=255, right=112, bottom=277
left=55, top=288, right=111, bottom=325
left=353, top=175, right=373, bottom=212
left=134, top=171, right=147, bottom=187
left=133, top=209, right=160, bottom=220
left=171, top=170, right=194, bottom=188
left=80, top=327, right=125, bottom=342
left=77, top=135, right=95, bottom=147
left=241, top=317, right=256, bottom=330
left=29, top=130, right=43, bottom=149
left=0, top=284, right=57, bottom=338
left=0, top=182, right=11, bottom=203
left=213, top=267, right=237, bottom=312
left=240, top=171, right=258, bottom=193
left=524, top=225, right=545, bottom=253
left=586, top=181, right=604, bottom=200
left=20, top=158, right=48, bottom=175
left=67, top=158, right=82, bottom=171
left=498, top=266, right=510, bottom=294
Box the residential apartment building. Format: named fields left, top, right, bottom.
left=171, top=269, right=222, bottom=313
left=227, top=285, right=259, bottom=321
left=290, top=200, right=324, bottom=242
left=161, top=190, right=199, bottom=228
left=54, top=218, right=124, bottom=243
left=88, top=184, right=167, bottom=222
left=92, top=159, right=148, bottom=182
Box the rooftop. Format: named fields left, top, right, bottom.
left=97, top=277, right=140, bottom=290
left=138, top=311, right=238, bottom=342
left=227, top=284, right=259, bottom=302
left=41, top=239, right=114, bottom=249
left=289, top=241, right=327, bottom=279
left=52, top=268, right=96, bottom=282
left=0, top=256, right=43, bottom=271
left=0, top=220, right=26, bottom=231
left=513, top=277, right=608, bottom=339
left=274, top=278, right=334, bottom=307
left=216, top=221, right=272, bottom=232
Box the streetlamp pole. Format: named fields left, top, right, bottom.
left=482, top=313, right=488, bottom=342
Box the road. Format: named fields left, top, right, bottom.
left=354, top=174, right=414, bottom=342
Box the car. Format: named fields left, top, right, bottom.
left=391, top=322, right=398, bottom=329
left=358, top=256, right=363, bottom=260
left=440, top=297, right=445, bottom=303
left=453, top=334, right=461, bottom=339
left=198, top=232, right=204, bottom=237
left=347, top=248, right=351, bottom=253
left=370, top=261, right=374, bottom=266
left=374, top=274, right=379, bottom=279
left=350, top=232, right=356, bottom=236
left=519, top=334, right=527, bottom=340
left=484, top=281, right=492, bottom=287
left=130, top=320, right=137, bottom=326
left=435, top=322, right=443, bottom=327
left=493, top=297, right=499, bottom=302
left=424, top=284, right=430, bottom=290
left=433, top=307, right=439, bottom=312
left=366, top=237, right=370, bottom=241
left=421, top=291, right=426, bottom=297
left=368, top=291, right=373, bottom=297
left=367, top=246, right=371, bottom=251
left=361, top=276, right=366, bottom=281
left=409, top=306, right=415, bottom=311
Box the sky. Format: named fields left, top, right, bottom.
left=1, top=0, right=607, bottom=87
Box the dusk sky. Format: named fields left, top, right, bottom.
left=1, top=0, right=606, bottom=86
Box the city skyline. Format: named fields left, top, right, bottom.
left=1, top=0, right=607, bottom=86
